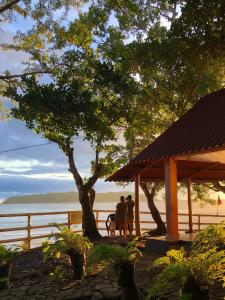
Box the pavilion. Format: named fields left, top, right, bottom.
left=107, top=88, right=225, bottom=241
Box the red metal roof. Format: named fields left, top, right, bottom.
left=106, top=159, right=225, bottom=182
left=107, top=89, right=225, bottom=182
left=131, top=88, right=225, bottom=164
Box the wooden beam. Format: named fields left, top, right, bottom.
left=187, top=178, right=193, bottom=233
left=164, top=158, right=179, bottom=240
left=180, top=163, right=220, bottom=180
left=135, top=174, right=141, bottom=236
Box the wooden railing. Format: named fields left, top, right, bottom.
left=0, top=210, right=224, bottom=249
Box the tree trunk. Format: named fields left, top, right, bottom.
left=89, top=188, right=95, bottom=209
left=141, top=182, right=167, bottom=236
left=79, top=188, right=101, bottom=239
left=66, top=147, right=101, bottom=240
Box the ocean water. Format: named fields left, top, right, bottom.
left=0, top=201, right=224, bottom=248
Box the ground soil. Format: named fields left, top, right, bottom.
left=0, top=237, right=224, bottom=300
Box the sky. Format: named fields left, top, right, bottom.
left=0, top=5, right=134, bottom=200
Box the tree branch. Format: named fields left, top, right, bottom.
left=66, top=146, right=83, bottom=188
left=0, top=70, right=50, bottom=80
left=0, top=0, right=21, bottom=14
left=85, top=149, right=103, bottom=190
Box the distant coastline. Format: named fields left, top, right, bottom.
left=3, top=191, right=147, bottom=204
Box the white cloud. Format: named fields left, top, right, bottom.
left=0, top=159, right=65, bottom=173
left=22, top=172, right=73, bottom=180
left=0, top=172, right=73, bottom=181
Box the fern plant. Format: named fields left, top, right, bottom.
left=0, top=245, right=18, bottom=289
left=0, top=245, right=18, bottom=266
left=88, top=238, right=141, bottom=271
left=88, top=238, right=142, bottom=300
left=191, top=221, right=225, bottom=254
left=148, top=247, right=225, bottom=300
left=42, top=225, right=93, bottom=280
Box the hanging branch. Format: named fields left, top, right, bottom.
left=0, top=0, right=21, bottom=14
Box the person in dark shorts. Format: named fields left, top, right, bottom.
left=126, top=195, right=135, bottom=236
left=115, top=196, right=127, bottom=236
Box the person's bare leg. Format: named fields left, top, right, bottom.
left=129, top=222, right=133, bottom=237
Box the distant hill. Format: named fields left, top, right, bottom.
left=3, top=191, right=147, bottom=204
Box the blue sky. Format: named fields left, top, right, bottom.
left=0, top=6, right=133, bottom=200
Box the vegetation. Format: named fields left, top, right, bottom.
left=88, top=238, right=142, bottom=300
left=6, top=48, right=136, bottom=238
left=43, top=225, right=92, bottom=280
left=3, top=191, right=146, bottom=204
left=148, top=223, right=225, bottom=299
left=192, top=221, right=225, bottom=254
left=0, top=245, right=18, bottom=267
left=0, top=245, right=18, bottom=289
left=2, top=0, right=225, bottom=234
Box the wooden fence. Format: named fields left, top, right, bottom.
left=0, top=210, right=224, bottom=249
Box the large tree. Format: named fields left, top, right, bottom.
left=3, top=0, right=225, bottom=235
left=77, top=0, right=225, bottom=234
left=6, top=50, right=136, bottom=239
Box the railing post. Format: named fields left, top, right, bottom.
left=96, top=211, right=99, bottom=229
left=198, top=215, right=201, bottom=231
left=68, top=211, right=71, bottom=229
left=27, top=215, right=31, bottom=250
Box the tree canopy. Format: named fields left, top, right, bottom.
left=3, top=0, right=225, bottom=204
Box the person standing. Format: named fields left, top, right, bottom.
left=115, top=196, right=127, bottom=236
left=126, top=195, right=135, bottom=236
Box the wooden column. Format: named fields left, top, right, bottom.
left=164, top=158, right=179, bottom=240
left=187, top=178, right=193, bottom=233
left=135, top=174, right=141, bottom=236
left=27, top=214, right=31, bottom=250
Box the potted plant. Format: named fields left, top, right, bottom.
left=42, top=225, right=93, bottom=280
left=0, top=245, right=18, bottom=289
left=88, top=238, right=142, bottom=300
left=148, top=247, right=225, bottom=300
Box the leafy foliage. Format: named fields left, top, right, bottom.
left=0, top=0, right=85, bottom=24
left=0, top=245, right=18, bottom=266
left=191, top=221, right=225, bottom=254
left=88, top=238, right=141, bottom=272
left=42, top=225, right=93, bottom=260
left=149, top=247, right=225, bottom=299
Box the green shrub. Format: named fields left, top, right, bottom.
left=191, top=221, right=225, bottom=254
left=42, top=224, right=93, bottom=260
left=0, top=245, right=18, bottom=266
left=88, top=237, right=141, bottom=271
left=148, top=247, right=225, bottom=299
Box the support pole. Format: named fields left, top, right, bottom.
left=164, top=158, right=179, bottom=240
left=187, top=178, right=193, bottom=233
left=135, top=174, right=141, bottom=236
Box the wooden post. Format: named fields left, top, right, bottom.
left=187, top=179, right=193, bottom=233
left=68, top=211, right=71, bottom=229
left=164, top=158, right=179, bottom=240
left=135, top=174, right=141, bottom=236
left=96, top=211, right=99, bottom=229
left=27, top=215, right=31, bottom=250
left=198, top=215, right=201, bottom=231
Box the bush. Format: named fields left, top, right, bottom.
left=42, top=225, right=93, bottom=280
left=88, top=237, right=141, bottom=271
left=42, top=225, right=93, bottom=260
left=191, top=221, right=225, bottom=254
left=148, top=247, right=225, bottom=299
left=0, top=245, right=18, bottom=266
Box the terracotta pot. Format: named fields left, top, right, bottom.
left=183, top=277, right=211, bottom=300
left=0, top=263, right=12, bottom=289
left=118, top=262, right=141, bottom=300
left=67, top=251, right=85, bottom=280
